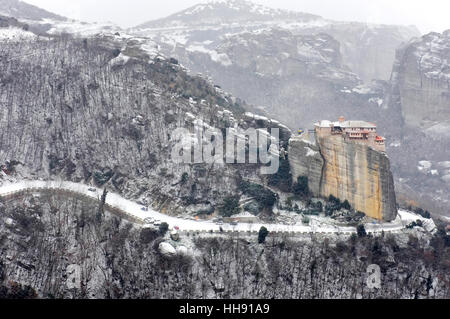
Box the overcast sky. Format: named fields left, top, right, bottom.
left=23, top=0, right=450, bottom=34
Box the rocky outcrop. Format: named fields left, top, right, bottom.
left=317, top=135, right=397, bottom=221
left=384, top=30, right=450, bottom=215
left=390, top=30, right=450, bottom=129
left=300, top=23, right=421, bottom=82
left=289, top=134, right=397, bottom=221
left=161, top=28, right=398, bottom=133
left=159, top=242, right=177, bottom=257
left=288, top=135, right=323, bottom=195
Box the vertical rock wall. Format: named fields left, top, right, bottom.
left=391, top=30, right=450, bottom=129
left=288, top=136, right=323, bottom=195
left=289, top=135, right=397, bottom=221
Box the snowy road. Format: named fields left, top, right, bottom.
left=0, top=180, right=427, bottom=235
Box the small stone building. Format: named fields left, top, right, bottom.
left=314, top=116, right=386, bottom=152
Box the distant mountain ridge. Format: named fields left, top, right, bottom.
left=137, top=0, right=321, bottom=29
left=133, top=0, right=420, bottom=82
left=0, top=0, right=66, bottom=21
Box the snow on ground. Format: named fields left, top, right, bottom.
left=0, top=180, right=434, bottom=235
left=438, top=161, right=450, bottom=168
left=42, top=19, right=120, bottom=37
left=122, top=36, right=161, bottom=60
left=304, top=146, right=318, bottom=157
left=369, top=97, right=383, bottom=107
left=186, top=44, right=232, bottom=66
left=352, top=84, right=374, bottom=95
left=419, top=160, right=432, bottom=169
left=418, top=160, right=433, bottom=173
left=158, top=33, right=189, bottom=48
left=425, top=122, right=450, bottom=140
left=0, top=27, right=36, bottom=41
left=109, top=53, right=130, bottom=66
left=397, top=209, right=437, bottom=233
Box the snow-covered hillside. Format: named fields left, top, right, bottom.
left=0, top=0, right=65, bottom=21
left=0, top=180, right=435, bottom=235
left=133, top=0, right=420, bottom=82
left=136, top=0, right=321, bottom=30
left=0, top=26, right=35, bottom=40
left=0, top=0, right=121, bottom=37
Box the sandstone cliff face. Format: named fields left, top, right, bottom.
left=289, top=135, right=397, bottom=221
left=317, top=135, right=397, bottom=221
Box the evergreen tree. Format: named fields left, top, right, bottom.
left=258, top=226, right=269, bottom=244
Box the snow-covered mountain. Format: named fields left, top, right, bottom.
left=137, top=0, right=321, bottom=29
left=0, top=0, right=124, bottom=36
left=0, top=0, right=65, bottom=21
left=166, top=27, right=396, bottom=134
left=133, top=0, right=420, bottom=82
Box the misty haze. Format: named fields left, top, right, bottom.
left=0, top=0, right=448, bottom=302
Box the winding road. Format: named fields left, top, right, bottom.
left=0, top=180, right=429, bottom=235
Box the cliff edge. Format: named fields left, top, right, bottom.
left=289, top=131, right=397, bottom=222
